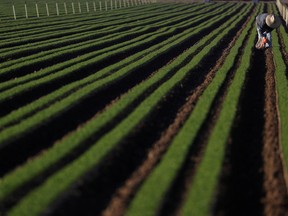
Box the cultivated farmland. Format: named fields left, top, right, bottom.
left=0, top=1, right=288, bottom=216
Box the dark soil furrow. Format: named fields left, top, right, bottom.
left=262, top=48, right=288, bottom=216
left=213, top=43, right=266, bottom=216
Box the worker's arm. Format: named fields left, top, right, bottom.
left=256, top=13, right=268, bottom=37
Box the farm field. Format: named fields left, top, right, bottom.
left=0, top=1, right=288, bottom=216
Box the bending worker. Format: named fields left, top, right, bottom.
left=255, top=13, right=281, bottom=49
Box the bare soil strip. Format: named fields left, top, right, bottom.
left=102, top=10, right=253, bottom=216
left=262, top=48, right=288, bottom=216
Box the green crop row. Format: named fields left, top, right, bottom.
left=0, top=3, right=216, bottom=71
left=277, top=18, right=288, bottom=54
left=0, top=3, right=192, bottom=35
left=0, top=27, right=168, bottom=98
left=0, top=25, right=152, bottom=76
left=271, top=4, right=288, bottom=179
left=0, top=4, right=225, bottom=92
left=126, top=3, right=259, bottom=216
left=1, top=2, right=241, bottom=127
left=0, top=3, right=241, bottom=145
left=0, top=4, right=158, bottom=40
left=0, top=25, right=138, bottom=64
left=0, top=3, right=235, bottom=104
left=0, top=4, right=251, bottom=216
left=272, top=31, right=288, bottom=176
left=0, top=7, right=192, bottom=57
left=0, top=25, right=118, bottom=69
left=0, top=24, right=118, bottom=49
left=0, top=4, right=199, bottom=48
left=0, top=3, right=204, bottom=49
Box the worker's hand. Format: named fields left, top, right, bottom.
left=255, top=37, right=265, bottom=50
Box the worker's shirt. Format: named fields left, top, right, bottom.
left=256, top=13, right=274, bottom=37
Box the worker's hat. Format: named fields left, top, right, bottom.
left=265, top=14, right=281, bottom=29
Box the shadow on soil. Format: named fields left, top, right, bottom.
left=213, top=47, right=265, bottom=216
